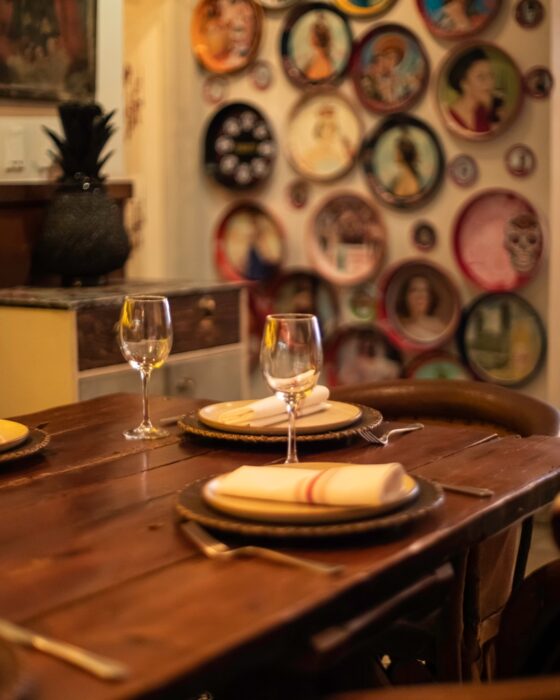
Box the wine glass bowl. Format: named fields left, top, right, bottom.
left=119, top=295, right=173, bottom=440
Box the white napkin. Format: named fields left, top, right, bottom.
left=219, top=385, right=330, bottom=427
left=213, top=463, right=408, bottom=507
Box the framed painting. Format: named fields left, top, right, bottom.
left=417, top=0, right=501, bottom=40
left=0, top=0, right=96, bottom=101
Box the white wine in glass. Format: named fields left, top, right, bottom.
left=260, top=313, right=322, bottom=463
left=119, top=295, right=173, bottom=440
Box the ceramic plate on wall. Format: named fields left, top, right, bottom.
left=416, top=0, right=501, bottom=40
left=280, top=3, right=352, bottom=88
left=307, top=192, right=386, bottom=286
left=324, top=325, right=403, bottom=386
left=453, top=189, right=544, bottom=291
left=459, top=292, right=546, bottom=387
left=361, top=114, right=444, bottom=210
left=256, top=0, right=299, bottom=8
left=204, top=102, right=276, bottom=189
left=191, top=0, right=262, bottom=74
left=404, top=351, right=472, bottom=380
left=351, top=24, right=429, bottom=114
left=378, top=259, right=462, bottom=351
left=214, top=201, right=285, bottom=282
left=334, top=0, right=396, bottom=18
left=286, top=91, right=362, bottom=182
left=436, top=41, right=523, bottom=141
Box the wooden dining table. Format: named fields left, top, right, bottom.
left=2, top=392, right=560, bottom=700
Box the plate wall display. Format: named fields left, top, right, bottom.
left=453, top=189, right=544, bottom=291
left=351, top=24, right=429, bottom=115
left=459, top=292, right=546, bottom=386
left=334, top=0, right=397, bottom=19
left=378, top=259, right=462, bottom=351
left=280, top=3, right=353, bottom=88
left=411, top=221, right=437, bottom=251
left=204, top=102, right=276, bottom=189
left=504, top=144, right=536, bottom=178
left=286, top=91, right=362, bottom=182
left=214, top=201, right=285, bottom=282
left=324, top=325, right=403, bottom=386
left=361, top=114, right=445, bottom=210
left=307, top=192, right=386, bottom=286
left=515, top=0, right=544, bottom=29
left=437, top=42, right=523, bottom=140
left=416, top=0, right=501, bottom=40
left=524, top=66, right=554, bottom=99
left=348, top=283, right=378, bottom=322
left=404, top=350, right=472, bottom=380
left=191, top=0, right=262, bottom=74
left=448, top=153, right=478, bottom=187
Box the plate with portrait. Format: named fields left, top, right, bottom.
left=453, top=189, right=545, bottom=291
left=412, top=221, right=437, bottom=252
left=437, top=42, right=523, bottom=141
left=347, top=283, right=378, bottom=322
left=378, top=259, right=462, bottom=351
left=515, top=0, right=544, bottom=29
left=280, top=3, right=353, bottom=88
left=324, top=325, right=403, bottom=386
left=361, top=114, right=445, bottom=210
left=417, top=0, right=501, bottom=40
left=505, top=144, right=536, bottom=178
left=459, top=292, right=546, bottom=387
left=286, top=91, right=363, bottom=182
left=307, top=192, right=387, bottom=286
left=351, top=24, right=429, bottom=115
left=204, top=102, right=276, bottom=189
left=524, top=66, right=554, bottom=99
left=214, top=202, right=285, bottom=282
left=334, top=0, right=397, bottom=19
left=448, top=153, right=478, bottom=187
left=404, top=351, right=473, bottom=380
left=191, top=0, right=263, bottom=74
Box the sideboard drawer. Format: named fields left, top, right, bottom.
left=77, top=288, right=241, bottom=370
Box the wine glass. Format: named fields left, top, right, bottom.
left=119, top=295, right=173, bottom=440
left=260, top=313, right=322, bottom=463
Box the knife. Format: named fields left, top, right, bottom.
left=0, top=618, right=129, bottom=681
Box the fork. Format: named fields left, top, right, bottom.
left=359, top=423, right=425, bottom=445
left=180, top=521, right=344, bottom=576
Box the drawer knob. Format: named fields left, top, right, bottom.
left=198, top=296, right=216, bottom=315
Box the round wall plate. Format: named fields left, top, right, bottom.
left=504, top=143, right=536, bottom=178
left=448, top=153, right=478, bottom=187
left=347, top=282, right=378, bottom=322
left=515, top=0, right=544, bottom=29
left=286, top=178, right=310, bottom=209
left=404, top=350, right=473, bottom=380
left=202, top=75, right=229, bottom=104
left=256, top=0, right=299, bottom=8
left=416, top=0, right=501, bottom=40
left=436, top=41, right=523, bottom=141
left=524, top=66, right=554, bottom=99
left=459, top=292, right=546, bottom=387
left=412, top=220, right=437, bottom=252
left=334, top=0, right=396, bottom=19
left=250, top=60, right=274, bottom=90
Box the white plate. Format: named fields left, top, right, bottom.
left=0, top=420, right=29, bottom=453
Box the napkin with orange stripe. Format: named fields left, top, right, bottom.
left=213, top=463, right=407, bottom=508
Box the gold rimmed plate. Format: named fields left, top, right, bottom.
left=0, top=429, right=50, bottom=465
left=0, top=420, right=29, bottom=453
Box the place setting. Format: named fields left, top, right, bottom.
left=0, top=418, right=50, bottom=465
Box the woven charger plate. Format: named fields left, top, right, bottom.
left=179, top=404, right=382, bottom=444
left=0, top=429, right=50, bottom=465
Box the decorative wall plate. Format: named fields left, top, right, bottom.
left=203, top=75, right=229, bottom=104
left=307, top=192, right=386, bottom=286
left=515, top=0, right=544, bottom=29
left=348, top=283, right=378, bottom=322
left=437, top=42, right=523, bottom=141
left=448, top=153, right=478, bottom=187
left=412, top=221, right=437, bottom=251
left=416, top=0, right=501, bottom=40
left=214, top=201, right=285, bottom=282
left=453, top=189, right=544, bottom=291
left=324, top=325, right=403, bottom=386
left=250, top=60, right=273, bottom=90
left=361, top=114, right=445, bottom=210
left=351, top=24, right=429, bottom=114
left=286, top=178, right=310, bottom=209
left=378, top=259, right=462, bottom=351
left=459, top=292, right=546, bottom=387
left=404, top=351, right=472, bottom=380
left=204, top=102, right=276, bottom=189
left=191, top=0, right=262, bottom=74
left=280, top=3, right=353, bottom=88
left=524, top=66, right=554, bottom=99
left=286, top=91, right=362, bottom=182
left=256, top=0, right=299, bottom=8
left=505, top=144, right=536, bottom=178
left=334, top=0, right=396, bottom=18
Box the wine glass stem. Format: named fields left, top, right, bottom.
left=285, top=397, right=298, bottom=464
left=141, top=370, right=153, bottom=429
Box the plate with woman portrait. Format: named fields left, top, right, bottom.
left=286, top=91, right=363, bottom=182
left=325, top=325, right=403, bottom=386
left=452, top=189, right=545, bottom=291
left=214, top=201, right=286, bottom=283
left=280, top=3, right=353, bottom=88
left=361, top=114, right=445, bottom=210
left=334, top=0, right=397, bottom=20
left=459, top=292, right=546, bottom=387
left=191, top=0, right=263, bottom=74
left=417, top=0, right=501, bottom=40
left=307, top=192, right=387, bottom=286
left=437, top=42, right=523, bottom=140
left=351, top=24, right=429, bottom=114
left=378, top=259, right=462, bottom=351
left=404, top=351, right=473, bottom=380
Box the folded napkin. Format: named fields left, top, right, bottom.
left=219, top=385, right=330, bottom=427
left=213, top=463, right=407, bottom=508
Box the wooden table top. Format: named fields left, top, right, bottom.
left=2, top=393, right=560, bottom=699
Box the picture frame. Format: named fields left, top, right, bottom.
left=334, top=0, right=397, bottom=19
left=0, top=0, right=97, bottom=102
left=448, top=153, right=479, bottom=187
left=416, top=0, right=501, bottom=40
left=436, top=41, right=523, bottom=141
left=404, top=351, right=473, bottom=380
left=524, top=66, right=554, bottom=99
left=347, top=283, right=378, bottom=322
left=412, top=221, right=437, bottom=252
left=504, top=143, right=536, bottom=178
left=515, top=0, right=544, bottom=29
left=249, top=60, right=273, bottom=90
left=286, top=179, right=310, bottom=209
left=351, top=24, right=429, bottom=115
left=203, top=75, right=229, bottom=104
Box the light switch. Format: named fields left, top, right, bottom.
left=5, top=127, right=24, bottom=172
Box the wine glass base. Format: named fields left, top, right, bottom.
left=123, top=425, right=169, bottom=440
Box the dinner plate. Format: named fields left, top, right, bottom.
left=179, top=404, right=382, bottom=444
left=203, top=470, right=419, bottom=524
left=198, top=400, right=363, bottom=435
left=176, top=475, right=443, bottom=538
left=0, top=420, right=29, bottom=453
left=0, top=429, right=50, bottom=465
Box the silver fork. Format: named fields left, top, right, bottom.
left=180, top=521, right=344, bottom=576
left=359, top=423, right=425, bottom=445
